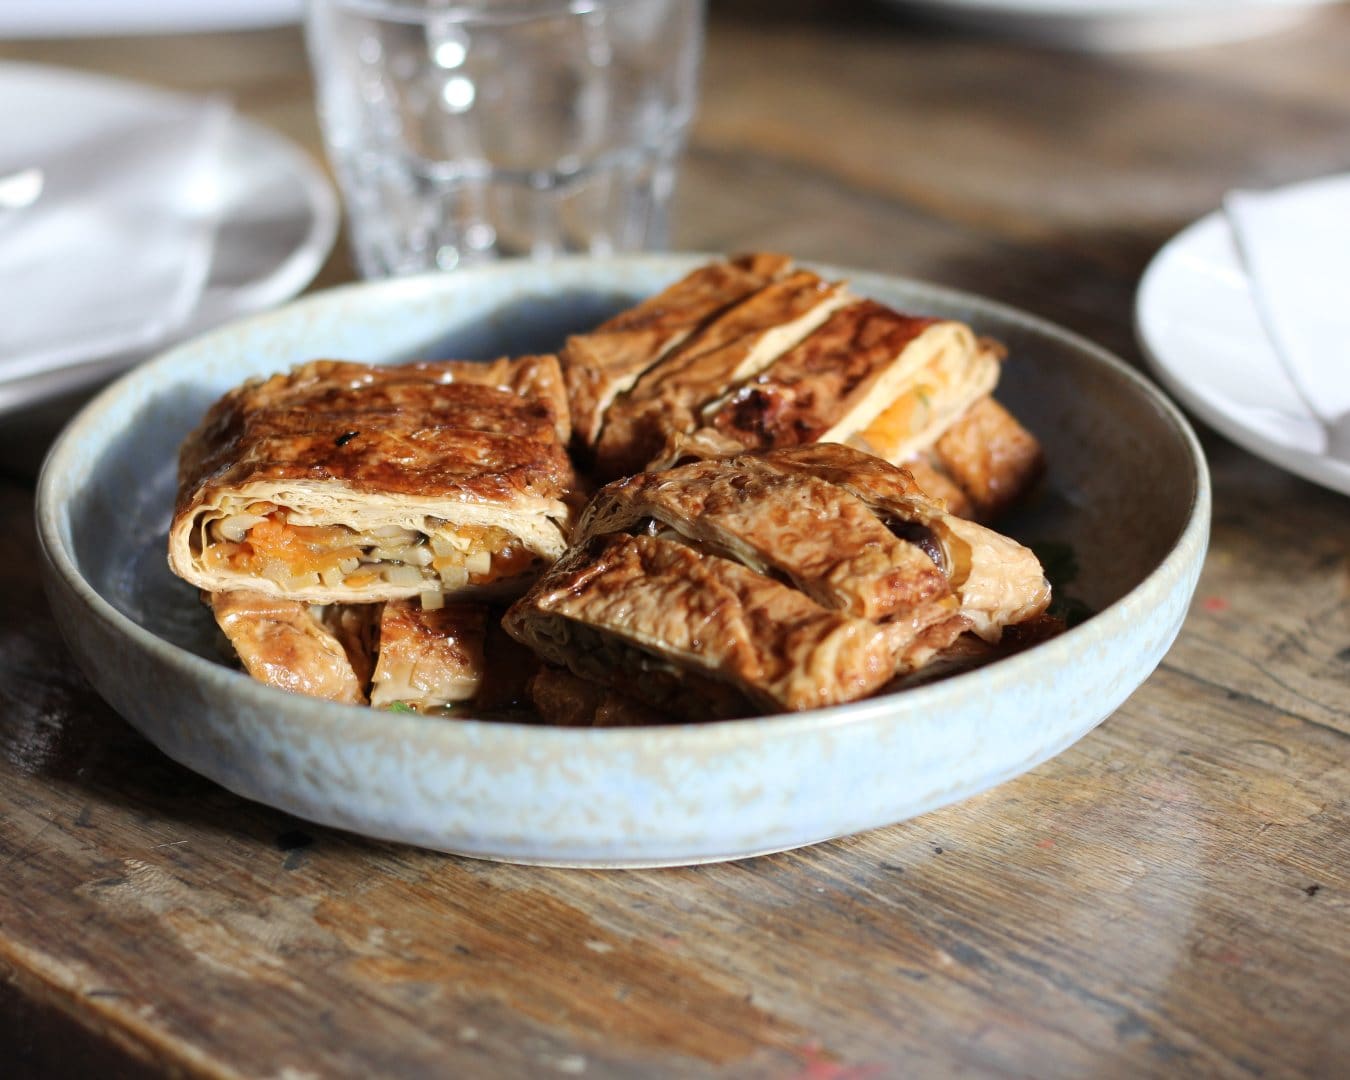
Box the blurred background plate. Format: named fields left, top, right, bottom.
left=1135, top=177, right=1350, bottom=496
left=0, top=63, right=338, bottom=469
left=0, top=0, right=303, bottom=36
left=884, top=0, right=1343, bottom=51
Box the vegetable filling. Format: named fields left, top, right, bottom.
left=200, top=504, right=538, bottom=593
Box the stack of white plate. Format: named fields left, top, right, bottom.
left=882, top=0, right=1342, bottom=51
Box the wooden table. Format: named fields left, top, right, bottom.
left=3, top=4, right=1348, bottom=1076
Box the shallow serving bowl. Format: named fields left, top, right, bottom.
left=36, top=255, right=1209, bottom=867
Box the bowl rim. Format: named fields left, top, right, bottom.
left=35, top=253, right=1211, bottom=752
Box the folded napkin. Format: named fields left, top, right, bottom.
left=0, top=93, right=232, bottom=383
left=1226, top=176, right=1350, bottom=458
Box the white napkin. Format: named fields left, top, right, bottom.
left=0, top=94, right=232, bottom=382
left=1226, top=176, right=1350, bottom=456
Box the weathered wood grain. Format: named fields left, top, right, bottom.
left=2, top=5, right=1349, bottom=1077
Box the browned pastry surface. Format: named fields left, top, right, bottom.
left=756, top=444, right=1051, bottom=640
left=506, top=444, right=1051, bottom=718
left=504, top=532, right=905, bottom=717
left=904, top=455, right=976, bottom=518
left=703, top=300, right=938, bottom=449
left=562, top=253, right=793, bottom=451
left=210, top=590, right=367, bottom=704
left=315, top=602, right=381, bottom=691
left=593, top=269, right=850, bottom=478
left=177, top=357, right=572, bottom=511
left=169, top=356, right=576, bottom=605
left=563, top=254, right=1042, bottom=520
left=930, top=396, right=1045, bottom=522
left=370, top=600, right=487, bottom=709
left=573, top=455, right=952, bottom=622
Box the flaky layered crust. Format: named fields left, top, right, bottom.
left=563, top=254, right=1042, bottom=520
left=210, top=590, right=368, bottom=704
left=573, top=456, right=952, bottom=623
left=505, top=445, right=1051, bottom=719
left=169, top=357, right=575, bottom=604
left=927, top=396, right=1045, bottom=522
left=561, top=253, right=793, bottom=451
left=760, top=445, right=1051, bottom=640
left=593, top=268, right=852, bottom=479
left=503, top=532, right=906, bottom=718
left=369, top=600, right=487, bottom=709
left=701, top=300, right=940, bottom=448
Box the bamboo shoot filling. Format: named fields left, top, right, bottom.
left=199, top=503, right=540, bottom=595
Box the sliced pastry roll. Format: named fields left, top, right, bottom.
left=369, top=600, right=488, bottom=710
left=504, top=531, right=909, bottom=720
left=562, top=252, right=794, bottom=452
left=504, top=444, right=1051, bottom=721
left=564, top=254, right=1042, bottom=519
left=700, top=299, right=1000, bottom=463
left=169, top=356, right=575, bottom=605
left=754, top=444, right=1050, bottom=641
left=210, top=590, right=375, bottom=705
left=591, top=264, right=853, bottom=479
left=924, top=396, right=1045, bottom=522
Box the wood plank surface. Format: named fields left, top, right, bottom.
left=2, top=4, right=1348, bottom=1077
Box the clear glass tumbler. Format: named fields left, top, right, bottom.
left=305, top=0, right=706, bottom=278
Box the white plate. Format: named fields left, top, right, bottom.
left=37, top=257, right=1209, bottom=867
left=0, top=63, right=338, bottom=417
left=1136, top=176, right=1350, bottom=497
left=885, top=0, right=1341, bottom=51
left=0, top=1, right=302, bottom=37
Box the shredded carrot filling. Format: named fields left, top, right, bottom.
left=203, top=513, right=536, bottom=588
left=861, top=384, right=935, bottom=453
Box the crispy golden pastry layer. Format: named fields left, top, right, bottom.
left=759, top=445, right=1051, bottom=641
left=593, top=266, right=852, bottom=478
left=210, top=590, right=369, bottom=704
left=928, top=396, right=1045, bottom=522
left=369, top=600, right=487, bottom=709
left=505, top=444, right=1051, bottom=719
left=563, top=254, right=1041, bottom=519
left=702, top=300, right=940, bottom=449
left=169, top=357, right=575, bottom=605
left=505, top=532, right=905, bottom=719
left=574, top=456, right=951, bottom=622
left=561, top=253, right=793, bottom=452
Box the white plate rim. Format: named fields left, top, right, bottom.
left=882, top=0, right=1341, bottom=50
left=1135, top=186, right=1350, bottom=497
left=0, top=61, right=338, bottom=415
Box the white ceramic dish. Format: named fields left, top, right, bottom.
left=886, top=0, right=1340, bottom=51
left=36, top=256, right=1210, bottom=867
left=0, top=1, right=302, bottom=36
left=1136, top=176, right=1350, bottom=497
left=0, top=63, right=338, bottom=417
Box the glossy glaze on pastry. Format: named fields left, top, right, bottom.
left=169, top=356, right=575, bottom=604
left=505, top=444, right=1050, bottom=720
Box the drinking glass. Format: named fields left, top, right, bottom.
left=305, top=0, right=706, bottom=278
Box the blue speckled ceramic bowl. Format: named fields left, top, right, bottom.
left=35, top=256, right=1209, bottom=867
